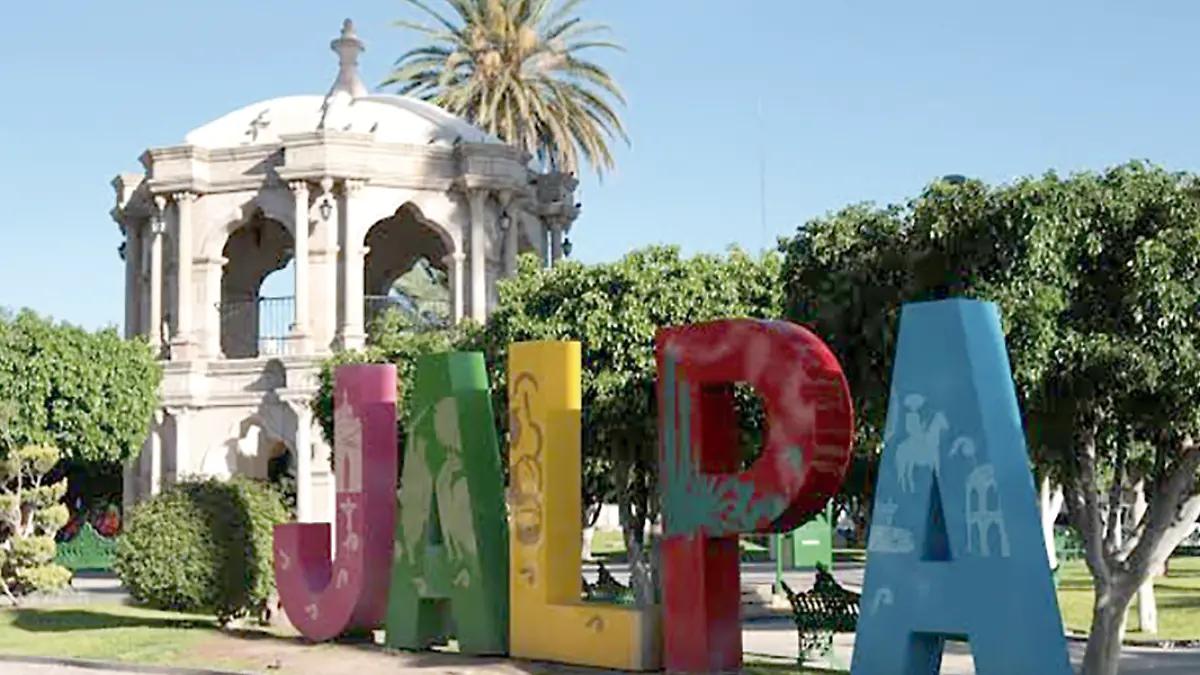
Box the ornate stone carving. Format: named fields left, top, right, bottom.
left=245, top=109, right=272, bottom=143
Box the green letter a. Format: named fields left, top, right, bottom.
left=384, top=352, right=509, bottom=654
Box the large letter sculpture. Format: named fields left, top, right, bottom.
left=657, top=319, right=855, bottom=674
left=385, top=352, right=509, bottom=654
left=850, top=300, right=1071, bottom=675
left=274, top=365, right=398, bottom=641
left=508, top=341, right=660, bottom=671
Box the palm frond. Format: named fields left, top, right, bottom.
left=385, top=0, right=627, bottom=177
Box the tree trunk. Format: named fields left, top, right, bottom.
left=615, top=466, right=654, bottom=606
left=581, top=502, right=601, bottom=561
left=851, top=499, right=871, bottom=548
left=1131, top=480, right=1158, bottom=634
left=582, top=527, right=596, bottom=561
left=1081, top=581, right=1134, bottom=675
left=1040, top=476, right=1064, bottom=569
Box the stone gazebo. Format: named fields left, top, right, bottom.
left=111, top=19, right=580, bottom=524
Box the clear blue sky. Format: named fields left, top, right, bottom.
left=2, top=1, right=1198, bottom=331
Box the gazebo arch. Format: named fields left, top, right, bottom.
left=219, top=212, right=293, bottom=358
left=363, top=203, right=455, bottom=330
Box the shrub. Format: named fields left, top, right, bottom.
left=0, top=444, right=73, bottom=597
left=114, top=476, right=290, bottom=625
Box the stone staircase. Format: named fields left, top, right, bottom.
left=741, top=583, right=790, bottom=619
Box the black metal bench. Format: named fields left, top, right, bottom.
left=581, top=562, right=634, bottom=605
left=780, top=563, right=861, bottom=662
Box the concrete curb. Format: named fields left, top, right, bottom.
left=0, top=654, right=244, bottom=675
left=1064, top=632, right=1200, bottom=649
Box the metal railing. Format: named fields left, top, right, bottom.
left=364, top=294, right=450, bottom=333
left=218, top=296, right=295, bottom=359
left=214, top=293, right=451, bottom=359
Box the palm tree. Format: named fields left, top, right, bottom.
left=383, top=0, right=629, bottom=177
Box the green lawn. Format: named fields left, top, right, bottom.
left=1056, top=556, right=1200, bottom=640
left=589, top=530, right=784, bottom=562
left=3, top=557, right=1195, bottom=673
left=0, top=603, right=834, bottom=674
left=0, top=604, right=259, bottom=671
left=745, top=664, right=844, bottom=675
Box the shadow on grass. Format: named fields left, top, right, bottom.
left=9, top=608, right=212, bottom=633
left=1153, top=594, right=1200, bottom=611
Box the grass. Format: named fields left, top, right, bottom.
left=589, top=530, right=771, bottom=561
left=594, top=533, right=1200, bottom=643
left=0, top=604, right=260, bottom=671
left=0, top=603, right=838, bottom=674
left=744, top=664, right=844, bottom=674
left=1056, top=555, right=1200, bottom=641
left=2, top=556, right=1194, bottom=673
left=589, top=530, right=838, bottom=564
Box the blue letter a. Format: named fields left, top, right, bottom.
left=850, top=299, right=1071, bottom=675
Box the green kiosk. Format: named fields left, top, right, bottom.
left=772, top=503, right=834, bottom=579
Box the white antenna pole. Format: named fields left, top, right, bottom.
left=757, top=96, right=768, bottom=253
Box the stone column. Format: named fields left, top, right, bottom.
left=148, top=410, right=164, bottom=495
left=442, top=251, right=465, bottom=323
left=467, top=189, right=489, bottom=321
left=289, top=399, right=314, bottom=522
left=122, top=221, right=138, bottom=339
left=288, top=181, right=312, bottom=354
left=170, top=192, right=197, bottom=357
left=549, top=221, right=565, bottom=265
left=199, top=256, right=227, bottom=358
left=149, top=197, right=167, bottom=354
left=498, top=191, right=517, bottom=275
left=320, top=177, right=339, bottom=352
left=338, top=180, right=367, bottom=350
left=122, top=455, right=138, bottom=515
left=167, top=406, right=191, bottom=485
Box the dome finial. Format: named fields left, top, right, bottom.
left=327, top=17, right=368, bottom=98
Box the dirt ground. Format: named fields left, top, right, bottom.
left=190, top=629, right=623, bottom=675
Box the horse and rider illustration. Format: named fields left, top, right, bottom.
left=889, top=393, right=1010, bottom=557
left=893, top=394, right=975, bottom=492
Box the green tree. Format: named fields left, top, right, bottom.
left=383, top=0, right=629, bottom=176
left=315, top=246, right=784, bottom=602
left=388, top=258, right=451, bottom=328
left=0, top=443, right=72, bottom=600
left=0, top=309, right=161, bottom=464
left=782, top=202, right=909, bottom=545
left=460, top=246, right=784, bottom=601
left=311, top=316, right=468, bottom=462
left=781, top=162, right=1200, bottom=675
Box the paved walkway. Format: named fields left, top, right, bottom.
left=11, top=564, right=1200, bottom=673
left=584, top=559, right=866, bottom=591
left=742, top=617, right=1200, bottom=674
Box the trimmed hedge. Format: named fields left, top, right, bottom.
left=114, top=476, right=289, bottom=625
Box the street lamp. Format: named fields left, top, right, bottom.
left=562, top=237, right=573, bottom=258
left=318, top=198, right=333, bottom=222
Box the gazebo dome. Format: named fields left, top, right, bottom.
left=183, top=19, right=501, bottom=149
left=184, top=94, right=500, bottom=148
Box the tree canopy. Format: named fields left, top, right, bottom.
left=0, top=310, right=161, bottom=464
left=383, top=0, right=629, bottom=176
left=314, top=246, right=784, bottom=599
left=781, top=161, right=1200, bottom=674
